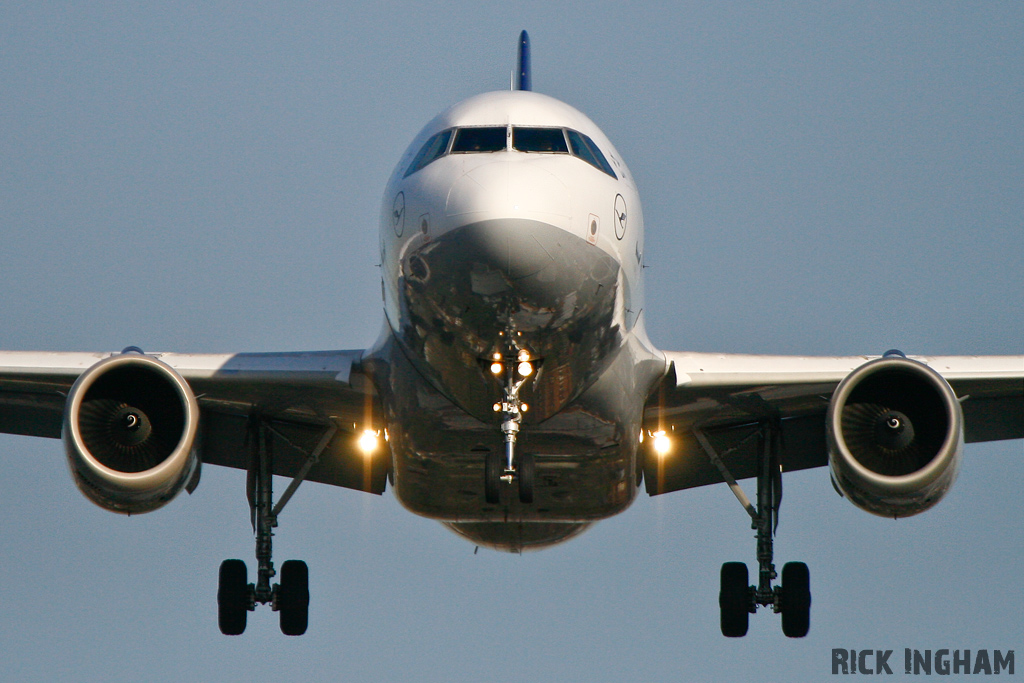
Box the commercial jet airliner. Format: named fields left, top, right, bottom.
left=0, top=32, right=1020, bottom=639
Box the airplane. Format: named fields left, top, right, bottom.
left=0, top=31, right=1020, bottom=639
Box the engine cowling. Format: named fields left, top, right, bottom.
left=827, top=355, right=963, bottom=518
left=63, top=352, right=201, bottom=514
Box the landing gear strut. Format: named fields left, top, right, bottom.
left=700, top=421, right=811, bottom=638
left=483, top=341, right=536, bottom=505
left=217, top=418, right=334, bottom=635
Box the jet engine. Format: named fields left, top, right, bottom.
left=827, top=355, right=963, bottom=518
left=63, top=352, right=201, bottom=514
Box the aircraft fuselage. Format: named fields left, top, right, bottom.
left=366, top=91, right=666, bottom=550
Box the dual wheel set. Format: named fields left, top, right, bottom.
left=700, top=421, right=812, bottom=637
left=217, top=558, right=310, bottom=636
left=719, top=560, right=810, bottom=638
left=484, top=452, right=534, bottom=504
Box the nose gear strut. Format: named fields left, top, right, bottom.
left=484, top=339, right=537, bottom=504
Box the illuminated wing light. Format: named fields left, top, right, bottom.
left=358, top=429, right=380, bottom=456
left=651, top=430, right=671, bottom=457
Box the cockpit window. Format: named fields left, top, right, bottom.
left=404, top=128, right=452, bottom=177
left=512, top=127, right=569, bottom=153
left=451, top=127, right=507, bottom=153
left=567, top=130, right=617, bottom=178
left=404, top=125, right=617, bottom=179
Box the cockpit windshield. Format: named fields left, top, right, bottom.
left=404, top=124, right=617, bottom=179
left=567, top=130, right=616, bottom=178
left=451, top=127, right=507, bottom=153
left=404, top=129, right=453, bottom=178
left=511, top=127, right=568, bottom=153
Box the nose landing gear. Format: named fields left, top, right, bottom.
left=483, top=343, right=537, bottom=505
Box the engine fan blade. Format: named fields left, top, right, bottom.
left=78, top=398, right=171, bottom=472
left=840, top=402, right=923, bottom=476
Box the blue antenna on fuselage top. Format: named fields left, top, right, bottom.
left=515, top=30, right=531, bottom=91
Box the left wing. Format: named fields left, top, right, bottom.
left=641, top=352, right=1023, bottom=496
left=0, top=350, right=386, bottom=494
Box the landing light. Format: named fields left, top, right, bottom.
left=652, top=430, right=671, bottom=457
left=358, top=429, right=380, bottom=455
left=517, top=361, right=533, bottom=376
left=490, top=362, right=503, bottom=375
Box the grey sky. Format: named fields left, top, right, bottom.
left=1, top=3, right=1021, bottom=681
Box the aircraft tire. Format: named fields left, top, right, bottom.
left=781, top=561, right=811, bottom=638
left=518, top=453, right=535, bottom=504
left=719, top=561, right=749, bottom=637
left=217, top=559, right=249, bottom=636
left=485, top=452, right=502, bottom=504
left=278, top=560, right=309, bottom=636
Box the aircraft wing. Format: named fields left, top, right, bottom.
left=641, top=352, right=1023, bottom=496
left=0, top=350, right=387, bottom=494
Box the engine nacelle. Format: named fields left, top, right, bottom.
left=63, top=352, right=201, bottom=514
left=827, top=355, right=963, bottom=518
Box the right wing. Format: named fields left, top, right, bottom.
left=642, top=352, right=1023, bottom=496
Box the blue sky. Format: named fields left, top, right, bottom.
left=1, top=3, right=1021, bottom=681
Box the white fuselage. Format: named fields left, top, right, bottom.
left=380, top=91, right=645, bottom=340
left=367, top=91, right=665, bottom=551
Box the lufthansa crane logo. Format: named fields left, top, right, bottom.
left=392, top=192, right=406, bottom=237
left=614, top=194, right=627, bottom=240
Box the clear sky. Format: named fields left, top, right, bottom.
left=1, top=3, right=1021, bottom=681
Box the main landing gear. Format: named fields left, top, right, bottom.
left=698, top=421, right=811, bottom=638
left=217, top=418, right=336, bottom=636
left=483, top=341, right=536, bottom=505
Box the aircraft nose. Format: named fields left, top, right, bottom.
left=445, top=160, right=571, bottom=227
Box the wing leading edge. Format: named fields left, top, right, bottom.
left=641, top=351, right=1023, bottom=496
left=3, top=349, right=1021, bottom=499
left=0, top=349, right=386, bottom=494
